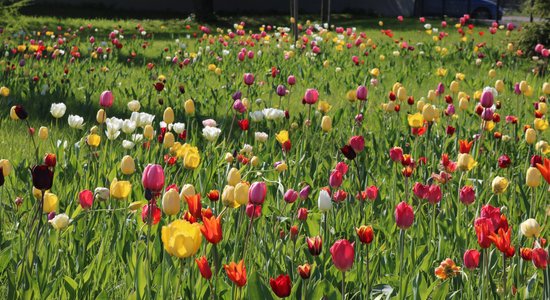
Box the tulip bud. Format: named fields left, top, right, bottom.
left=184, top=99, right=195, bottom=115
left=330, top=239, right=355, bottom=272
left=284, top=189, right=298, bottom=203
left=48, top=213, right=70, bottom=230
left=163, top=107, right=174, bottom=124
left=251, top=156, right=260, bottom=167
left=317, top=190, right=332, bottom=212
left=180, top=184, right=196, bottom=198
left=96, top=109, right=106, bottom=124
left=221, top=185, right=236, bottom=208
left=227, top=168, right=241, bottom=186
left=249, top=182, right=267, bottom=205
left=395, top=201, right=414, bottom=229
left=120, top=155, right=136, bottom=175
left=525, top=167, right=542, bottom=187
left=491, top=176, right=509, bottom=194
left=520, top=218, right=541, bottom=238
left=459, top=186, right=475, bottom=205
left=463, top=249, right=480, bottom=269
left=162, top=189, right=181, bottom=215
left=320, top=116, right=332, bottom=132
left=234, top=182, right=249, bottom=205
left=525, top=128, right=536, bottom=144
left=163, top=132, right=175, bottom=148
left=79, top=189, right=94, bottom=210
left=38, top=126, right=48, bottom=140
left=143, top=125, right=154, bottom=140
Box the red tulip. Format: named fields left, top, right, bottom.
left=389, top=147, right=403, bottom=162
left=297, top=264, right=311, bottom=279
left=335, top=161, right=348, bottom=175
left=306, top=236, right=322, bottom=256
left=303, top=88, right=319, bottom=105
left=142, top=164, right=165, bottom=193
left=141, top=202, right=161, bottom=225
left=79, top=189, right=94, bottom=209
left=498, top=155, right=511, bottom=168
left=365, top=186, right=378, bottom=201
left=297, top=208, right=308, bottom=221
left=520, top=248, right=533, bottom=261
left=463, top=249, right=480, bottom=269
left=270, top=274, right=292, bottom=298
left=349, top=136, right=365, bottom=153
left=207, top=189, right=220, bottom=201
left=184, top=194, right=202, bottom=219
left=532, top=248, right=548, bottom=269
left=248, top=182, right=267, bottom=205
left=195, top=256, right=213, bottom=280
left=330, top=239, right=355, bottom=272
left=44, top=153, right=57, bottom=168
left=413, top=182, right=428, bottom=199
left=474, top=217, right=494, bottom=248
left=329, top=170, right=343, bottom=188
left=426, top=185, right=442, bottom=204
left=356, top=225, right=374, bottom=244
left=395, top=201, right=414, bottom=229
left=459, top=186, right=475, bottom=205
left=245, top=204, right=262, bottom=219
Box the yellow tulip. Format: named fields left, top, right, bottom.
left=162, top=189, right=181, bottom=215
left=491, top=176, right=509, bottom=194
left=276, top=162, right=288, bottom=173
left=416, top=100, right=426, bottom=113
left=408, top=113, right=424, bottom=128
left=276, top=130, right=289, bottom=144
left=382, top=102, right=396, bottom=112
left=321, top=116, right=332, bottom=132
left=534, top=118, right=548, bottom=131
left=227, top=168, right=241, bottom=186
left=251, top=156, right=260, bottom=167
left=519, top=81, right=528, bottom=93
left=317, top=101, right=332, bottom=114
left=120, top=155, right=136, bottom=175
left=422, top=105, right=438, bottom=122
left=0, top=86, right=9, bottom=97
left=143, top=125, right=154, bottom=140
left=449, top=81, right=459, bottom=93
left=163, top=132, right=175, bottom=148
left=370, top=68, right=380, bottom=77
left=392, top=82, right=402, bottom=94
left=96, top=109, right=106, bottom=124
left=184, top=152, right=200, bottom=169
left=457, top=153, right=477, bottom=171
left=346, top=90, right=357, bottom=102
left=222, top=185, right=238, bottom=208
left=397, top=86, right=407, bottom=101
left=537, top=102, right=547, bottom=114
left=184, top=99, right=195, bottom=115
left=488, top=69, right=496, bottom=78
left=484, top=121, right=495, bottom=131
left=495, top=80, right=504, bottom=93
left=49, top=213, right=70, bottom=230
left=525, top=128, right=536, bottom=144
left=10, top=106, right=19, bottom=120
left=225, top=153, right=234, bottom=163
left=520, top=218, right=541, bottom=238
left=524, top=85, right=533, bottom=97
left=43, top=192, right=59, bottom=213
left=234, top=182, right=250, bottom=205
left=163, top=107, right=174, bottom=124
left=525, top=167, right=542, bottom=188
left=459, top=98, right=469, bottom=110
left=161, top=220, right=202, bottom=258
left=0, top=159, right=11, bottom=176
left=427, top=90, right=436, bottom=102
left=87, top=134, right=101, bottom=147
left=241, top=98, right=250, bottom=109
left=543, top=82, right=550, bottom=94
left=535, top=141, right=550, bottom=154
left=38, top=126, right=48, bottom=140
left=110, top=178, right=131, bottom=199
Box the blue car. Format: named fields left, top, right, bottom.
left=422, top=0, right=504, bottom=19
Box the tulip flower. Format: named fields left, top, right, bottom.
left=303, top=88, right=319, bottom=105
left=43, top=192, right=59, bottom=213
left=525, top=167, right=542, bottom=187
left=349, top=136, right=365, bottom=153
left=161, top=220, right=202, bottom=258
left=520, top=218, right=541, bottom=238
left=0, top=159, right=11, bottom=177
left=306, top=236, right=322, bottom=256
left=31, top=164, right=54, bottom=191
left=317, top=190, right=332, bottom=212
left=120, top=155, right=136, bottom=175
left=532, top=248, right=548, bottom=269
left=224, top=260, right=247, bottom=287
left=270, top=274, right=292, bottom=298
left=248, top=182, right=267, bottom=205
left=110, top=178, right=131, bottom=199
left=463, top=249, right=480, bottom=269
left=491, top=176, right=509, bottom=194
left=340, top=145, right=356, bottom=160
left=79, top=189, right=94, bottom=209
left=489, top=227, right=515, bottom=257
left=395, top=201, right=414, bottom=229
left=99, top=90, right=114, bottom=108
left=330, top=239, right=355, bottom=272
left=200, top=215, right=222, bottom=244
left=459, top=186, right=475, bottom=205
left=227, top=168, right=241, bottom=186
left=142, top=164, right=165, bottom=193
left=48, top=213, right=71, bottom=230
left=434, top=258, right=461, bottom=280
left=184, top=194, right=202, bottom=219
left=162, top=189, right=181, bottom=215
left=297, top=264, right=311, bottom=279
left=356, top=225, right=374, bottom=244
left=283, top=189, right=298, bottom=204
left=195, top=256, right=212, bottom=280
left=389, top=147, right=403, bottom=162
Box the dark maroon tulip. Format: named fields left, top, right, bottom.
left=31, top=164, right=54, bottom=190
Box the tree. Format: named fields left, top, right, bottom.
left=192, top=0, right=214, bottom=21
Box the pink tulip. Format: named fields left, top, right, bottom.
left=459, top=186, right=475, bottom=205
left=304, top=88, right=319, bottom=105
left=100, top=90, right=114, bottom=108
left=356, top=85, right=367, bottom=100
left=299, top=185, right=311, bottom=200
left=284, top=189, right=298, bottom=204
left=142, top=164, right=165, bottom=193
left=397, top=16, right=404, bottom=22
left=389, top=147, right=403, bottom=162
left=246, top=204, right=262, bottom=219
left=287, top=75, right=296, bottom=86
left=243, top=73, right=255, bottom=86
left=535, top=43, right=544, bottom=53
left=330, top=239, right=355, bottom=272
left=335, top=161, right=348, bottom=175
left=395, top=201, right=414, bottom=229
left=249, top=182, right=267, bottom=205
left=79, top=189, right=94, bottom=209
left=413, top=182, right=428, bottom=199
left=479, top=90, right=494, bottom=108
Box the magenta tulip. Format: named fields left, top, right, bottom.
left=142, top=164, right=165, bottom=193
left=395, top=201, right=414, bottom=229
left=303, top=89, right=319, bottom=105
left=99, top=90, right=114, bottom=108
left=249, top=182, right=267, bottom=205
left=356, top=85, right=367, bottom=100
left=330, top=239, right=355, bottom=272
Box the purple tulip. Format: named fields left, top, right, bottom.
left=356, top=85, right=367, bottom=100
left=276, top=85, right=287, bottom=97
left=100, top=90, right=114, bottom=108
left=479, top=90, right=494, bottom=108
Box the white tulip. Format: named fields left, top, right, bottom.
left=122, top=140, right=135, bottom=149
left=254, top=132, right=268, bottom=142
left=50, top=103, right=67, bottom=119
left=94, top=187, right=110, bottom=201
left=127, top=100, right=141, bottom=112
left=173, top=122, right=186, bottom=134
left=249, top=111, right=265, bottom=122
left=202, top=126, right=221, bottom=142
left=68, top=115, right=84, bottom=129
left=262, top=108, right=285, bottom=120
left=318, top=190, right=332, bottom=212
left=122, top=119, right=137, bottom=134
left=49, top=213, right=71, bottom=230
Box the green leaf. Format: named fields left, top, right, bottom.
left=310, top=279, right=339, bottom=300
left=63, top=276, right=78, bottom=299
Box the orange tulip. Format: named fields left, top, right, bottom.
left=458, top=140, right=473, bottom=154
left=355, top=225, right=374, bottom=244
left=434, top=258, right=461, bottom=280
left=536, top=158, right=550, bottom=184
left=200, top=215, right=222, bottom=244
left=489, top=228, right=515, bottom=258
left=224, top=260, right=247, bottom=287
left=184, top=194, right=202, bottom=219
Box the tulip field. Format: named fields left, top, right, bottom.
left=0, top=14, right=549, bottom=299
